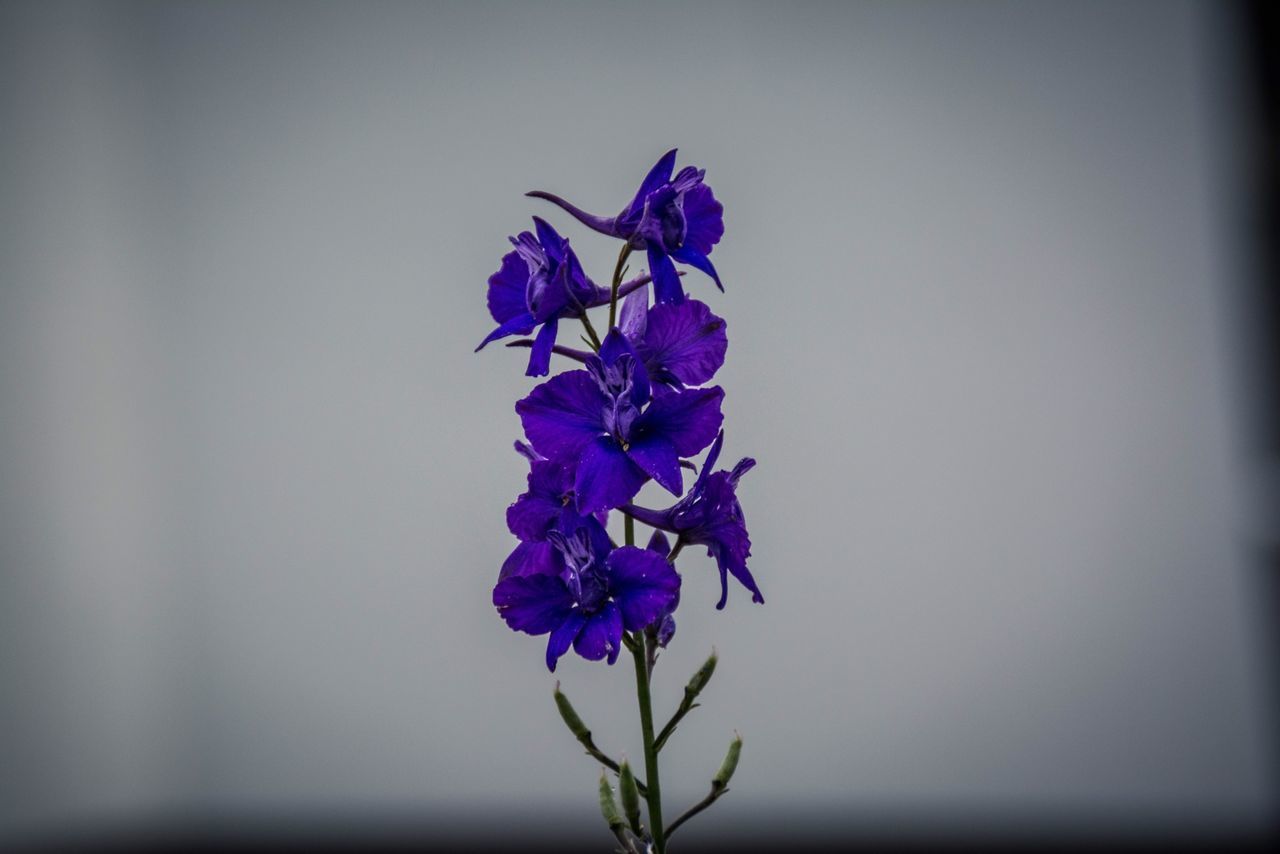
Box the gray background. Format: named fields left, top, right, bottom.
left=1, top=0, right=1274, bottom=842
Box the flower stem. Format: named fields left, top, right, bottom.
left=579, top=312, right=602, bottom=351
left=608, top=243, right=633, bottom=330
left=631, top=635, right=666, bottom=854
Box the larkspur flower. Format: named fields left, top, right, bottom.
left=509, top=286, right=727, bottom=392
left=619, top=286, right=727, bottom=390
left=516, top=329, right=723, bottom=515
left=528, top=149, right=724, bottom=305
left=493, top=513, right=681, bottom=671
left=475, top=217, right=603, bottom=377
left=625, top=431, right=762, bottom=609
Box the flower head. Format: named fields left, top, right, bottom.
left=619, top=286, right=727, bottom=390
left=493, top=513, right=681, bottom=671
left=516, top=329, right=724, bottom=515
left=476, top=217, right=605, bottom=376
left=626, top=432, right=762, bottom=609
left=528, top=149, right=724, bottom=305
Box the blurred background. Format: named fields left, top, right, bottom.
left=2, top=0, right=1277, bottom=850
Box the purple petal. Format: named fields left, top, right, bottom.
left=546, top=611, right=587, bottom=671
left=697, top=431, right=725, bottom=490
left=516, top=371, right=606, bottom=462
left=575, top=436, right=648, bottom=515
left=619, top=285, right=649, bottom=343
left=573, top=601, right=624, bottom=664
left=526, top=191, right=619, bottom=237
left=498, top=540, right=561, bottom=581
left=506, top=460, right=572, bottom=542
left=670, top=245, right=723, bottom=292
left=526, top=317, right=558, bottom=377
left=532, top=216, right=565, bottom=264
left=729, top=456, right=756, bottom=486
left=607, top=547, right=681, bottom=633
left=626, top=433, right=682, bottom=496
left=635, top=386, right=724, bottom=457
left=487, top=249, right=530, bottom=323
left=708, top=524, right=763, bottom=609
left=493, top=571, right=575, bottom=634
left=513, top=440, right=543, bottom=462
left=647, top=246, right=684, bottom=305
left=681, top=182, right=724, bottom=255
left=475, top=311, right=536, bottom=352
left=597, top=328, right=650, bottom=408
left=646, top=529, right=671, bottom=555
left=625, top=149, right=678, bottom=219
left=643, top=299, right=727, bottom=386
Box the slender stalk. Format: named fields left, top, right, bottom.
left=579, top=312, right=602, bottom=351
left=631, top=636, right=666, bottom=854
left=608, top=244, right=633, bottom=330
left=664, top=785, right=728, bottom=840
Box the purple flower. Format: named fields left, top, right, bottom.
left=528, top=149, right=724, bottom=305
left=516, top=330, right=724, bottom=515
left=508, top=288, right=728, bottom=392
left=626, top=432, right=762, bottom=610
left=493, top=513, right=681, bottom=671
left=619, top=287, right=727, bottom=390
left=475, top=217, right=605, bottom=377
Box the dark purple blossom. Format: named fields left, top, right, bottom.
left=516, top=330, right=724, bottom=515
left=626, top=432, right=762, bottom=610
left=619, top=287, right=727, bottom=389
left=493, top=513, right=681, bottom=671
left=509, top=288, right=727, bottom=392
left=528, top=149, right=724, bottom=305
left=476, top=217, right=604, bottom=377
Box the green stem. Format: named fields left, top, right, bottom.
left=579, top=312, right=602, bottom=351
left=608, top=244, right=633, bottom=331
left=632, top=635, right=666, bottom=854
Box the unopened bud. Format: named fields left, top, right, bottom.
left=598, top=771, right=625, bottom=833
left=618, top=760, right=642, bottom=835
left=685, top=649, right=718, bottom=702
left=712, top=733, right=742, bottom=791
left=554, top=682, right=591, bottom=743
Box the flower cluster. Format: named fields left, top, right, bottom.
left=482, top=149, right=762, bottom=672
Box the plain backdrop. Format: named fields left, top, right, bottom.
left=1, top=0, right=1274, bottom=843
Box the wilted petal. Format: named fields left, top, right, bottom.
left=607, top=547, right=681, bottom=632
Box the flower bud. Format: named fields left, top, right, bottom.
left=618, top=760, right=642, bottom=835
left=598, top=771, right=626, bottom=834
left=553, top=681, right=591, bottom=743
left=685, top=649, right=718, bottom=702
left=712, top=732, right=742, bottom=791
